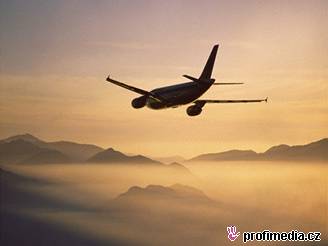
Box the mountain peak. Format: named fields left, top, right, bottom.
left=1, top=133, right=43, bottom=143
left=0, top=139, right=41, bottom=151
left=169, top=161, right=181, bottom=166
left=167, top=162, right=191, bottom=173
left=87, top=147, right=161, bottom=165
left=264, top=144, right=290, bottom=154
left=117, top=184, right=212, bottom=204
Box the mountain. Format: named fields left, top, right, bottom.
left=0, top=134, right=163, bottom=165
left=20, top=149, right=71, bottom=164
left=0, top=139, right=45, bottom=164
left=115, top=183, right=212, bottom=204
left=46, top=141, right=103, bottom=161
left=87, top=147, right=162, bottom=165
left=105, top=184, right=221, bottom=246
left=190, top=149, right=257, bottom=162
left=189, top=138, right=328, bottom=162
left=167, top=162, right=191, bottom=173
left=0, top=139, right=72, bottom=165
left=1, top=133, right=103, bottom=161
left=2, top=134, right=326, bottom=164
left=261, top=138, right=328, bottom=161
left=1, top=133, right=42, bottom=144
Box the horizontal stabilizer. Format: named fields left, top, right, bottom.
left=183, top=74, right=198, bottom=81
left=183, top=74, right=214, bottom=84
left=194, top=97, right=268, bottom=107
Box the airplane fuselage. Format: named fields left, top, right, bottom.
left=147, top=81, right=213, bottom=109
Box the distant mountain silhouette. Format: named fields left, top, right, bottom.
left=1, top=133, right=103, bottom=161
left=190, top=150, right=257, bottom=162
left=2, top=133, right=42, bottom=143
left=0, top=139, right=72, bottom=165
left=2, top=134, right=326, bottom=164
left=20, top=149, right=71, bottom=164
left=1, top=168, right=216, bottom=246
left=115, top=183, right=212, bottom=204
left=167, top=162, right=191, bottom=173
left=87, top=147, right=162, bottom=165
left=104, top=184, right=224, bottom=246
left=0, top=134, right=183, bottom=167
left=46, top=141, right=103, bottom=162
left=0, top=139, right=46, bottom=164
left=0, top=136, right=193, bottom=173
left=189, top=138, right=328, bottom=162
left=261, top=138, right=328, bottom=161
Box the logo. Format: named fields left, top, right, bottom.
left=227, top=225, right=240, bottom=242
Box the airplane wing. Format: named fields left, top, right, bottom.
left=194, top=98, right=268, bottom=107
left=106, top=76, right=150, bottom=96
left=213, top=82, right=244, bottom=85
left=106, top=76, right=166, bottom=102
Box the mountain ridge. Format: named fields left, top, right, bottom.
left=87, top=147, right=162, bottom=165
left=1, top=133, right=103, bottom=161
left=1, top=134, right=326, bottom=164
left=189, top=138, right=328, bottom=162
left=115, top=183, right=213, bottom=204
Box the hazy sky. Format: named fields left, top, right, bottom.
left=1, top=0, right=327, bottom=157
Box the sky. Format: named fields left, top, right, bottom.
left=1, top=0, right=327, bottom=158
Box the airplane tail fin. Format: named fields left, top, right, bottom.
left=199, top=44, right=219, bottom=80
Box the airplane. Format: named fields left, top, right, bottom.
left=106, top=44, right=267, bottom=116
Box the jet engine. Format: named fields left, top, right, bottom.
left=131, top=96, right=147, bottom=109
left=186, top=105, right=202, bottom=116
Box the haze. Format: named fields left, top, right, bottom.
left=1, top=0, right=327, bottom=158
left=3, top=161, right=327, bottom=245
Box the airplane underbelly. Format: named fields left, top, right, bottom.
left=146, top=99, right=166, bottom=109
left=171, top=89, right=200, bottom=104
left=146, top=88, right=199, bottom=109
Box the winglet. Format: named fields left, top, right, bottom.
left=265, top=97, right=268, bottom=103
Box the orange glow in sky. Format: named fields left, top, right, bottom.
left=1, top=0, right=327, bottom=157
